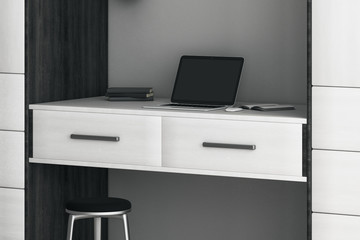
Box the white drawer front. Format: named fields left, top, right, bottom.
left=313, top=0, right=360, bottom=87
left=0, top=131, right=24, bottom=189
left=313, top=87, right=360, bottom=152
left=33, top=111, right=162, bottom=166
left=163, top=117, right=303, bottom=176
left=313, top=213, right=360, bottom=240
left=0, top=74, right=24, bottom=131
left=313, top=150, right=360, bottom=215
left=0, top=0, right=24, bottom=73
left=0, top=188, right=24, bottom=240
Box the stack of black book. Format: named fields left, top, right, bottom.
left=106, top=87, right=154, bottom=101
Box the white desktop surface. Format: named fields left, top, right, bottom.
left=29, top=96, right=307, bottom=124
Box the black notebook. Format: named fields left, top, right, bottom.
left=106, top=87, right=154, bottom=101
left=106, top=92, right=154, bottom=98
left=107, top=96, right=154, bottom=101
left=106, top=87, right=153, bottom=94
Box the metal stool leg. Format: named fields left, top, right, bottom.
left=123, top=214, right=130, bottom=240
left=66, top=215, right=76, bottom=240
left=94, top=217, right=101, bottom=240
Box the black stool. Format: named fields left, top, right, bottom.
left=66, top=197, right=131, bottom=240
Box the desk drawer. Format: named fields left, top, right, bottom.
left=162, top=117, right=303, bottom=176
left=0, top=188, right=24, bottom=240
left=0, top=131, right=24, bottom=188
left=313, top=213, right=360, bottom=240
left=313, top=150, right=360, bottom=215
left=313, top=87, right=360, bottom=152
left=33, top=110, right=161, bottom=166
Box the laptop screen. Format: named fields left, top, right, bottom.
left=171, top=56, right=244, bottom=106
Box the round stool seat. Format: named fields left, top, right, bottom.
left=66, top=197, right=131, bottom=213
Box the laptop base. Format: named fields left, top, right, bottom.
left=142, top=104, right=225, bottom=111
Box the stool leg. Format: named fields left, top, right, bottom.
left=94, top=217, right=101, bottom=240
left=123, top=214, right=130, bottom=240
left=66, top=215, right=76, bottom=240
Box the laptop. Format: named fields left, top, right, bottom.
left=144, top=55, right=244, bottom=111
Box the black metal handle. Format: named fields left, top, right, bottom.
left=202, top=142, right=256, bottom=150
left=70, top=134, right=120, bottom=142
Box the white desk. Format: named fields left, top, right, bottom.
left=30, top=97, right=307, bottom=182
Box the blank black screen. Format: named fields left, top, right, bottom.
left=171, top=56, right=244, bottom=105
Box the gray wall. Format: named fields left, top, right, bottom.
left=109, top=170, right=307, bottom=240
left=108, top=0, right=307, bottom=104
left=108, top=1, right=307, bottom=239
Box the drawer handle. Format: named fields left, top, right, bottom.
left=70, top=134, right=120, bottom=142
left=202, top=142, right=256, bottom=150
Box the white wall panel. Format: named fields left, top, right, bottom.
left=0, top=74, right=24, bottom=131
left=313, top=0, right=360, bottom=87
left=0, top=131, right=24, bottom=189
left=0, top=0, right=24, bottom=73
left=0, top=188, right=24, bottom=240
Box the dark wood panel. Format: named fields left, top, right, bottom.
left=26, top=165, right=108, bottom=240
left=26, top=0, right=108, bottom=103
left=25, top=0, right=109, bottom=239
left=307, top=1, right=312, bottom=240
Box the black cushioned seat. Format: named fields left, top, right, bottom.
left=66, top=197, right=131, bottom=212
left=66, top=197, right=131, bottom=240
